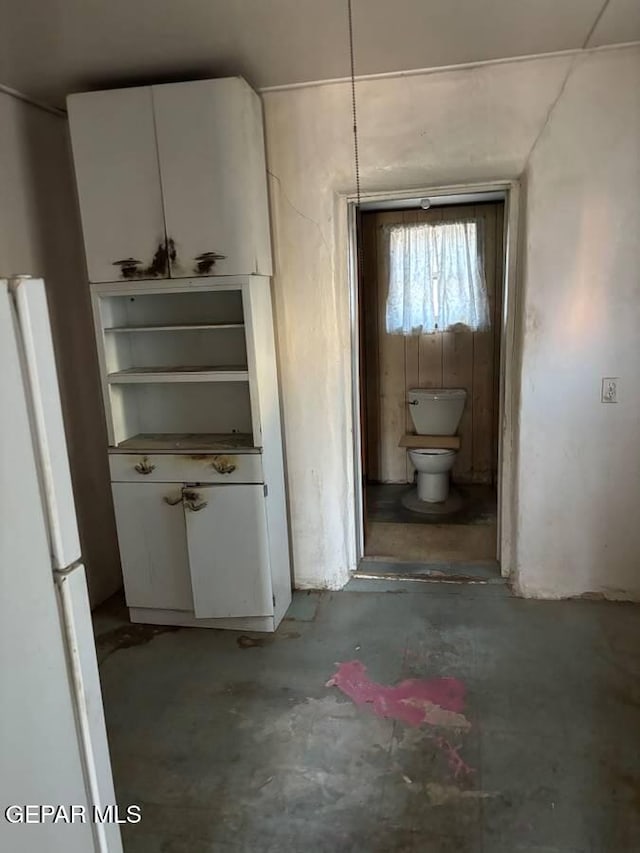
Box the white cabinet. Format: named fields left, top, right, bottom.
left=70, top=79, right=290, bottom=633
left=112, top=480, right=274, bottom=620
left=66, top=87, right=168, bottom=283
left=68, top=78, right=272, bottom=282
left=95, top=278, right=291, bottom=632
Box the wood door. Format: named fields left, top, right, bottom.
left=184, top=484, right=273, bottom=618
left=111, top=482, right=193, bottom=610
left=67, top=87, right=168, bottom=283
left=152, top=78, right=272, bottom=278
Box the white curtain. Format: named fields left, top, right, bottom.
left=385, top=220, right=490, bottom=335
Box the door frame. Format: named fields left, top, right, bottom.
left=344, top=180, right=521, bottom=577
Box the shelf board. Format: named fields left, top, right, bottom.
left=104, top=322, right=245, bottom=333
left=107, top=365, right=249, bottom=383
left=113, top=432, right=258, bottom=452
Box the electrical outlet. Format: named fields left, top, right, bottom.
left=601, top=377, right=619, bottom=403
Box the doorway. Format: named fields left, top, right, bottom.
left=352, top=189, right=511, bottom=576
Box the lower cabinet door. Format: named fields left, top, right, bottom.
left=111, top=482, right=193, bottom=611
left=184, top=484, right=273, bottom=618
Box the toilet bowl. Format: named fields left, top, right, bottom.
left=408, top=448, right=457, bottom=503
left=406, top=388, right=466, bottom=504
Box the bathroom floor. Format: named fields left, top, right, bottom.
left=364, top=482, right=498, bottom=563
left=367, top=483, right=496, bottom=526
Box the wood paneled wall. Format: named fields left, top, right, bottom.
left=361, top=202, right=505, bottom=485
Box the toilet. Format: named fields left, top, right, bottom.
left=407, top=388, right=466, bottom=503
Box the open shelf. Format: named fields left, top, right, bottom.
left=103, top=330, right=248, bottom=376
left=107, top=366, right=249, bottom=383
left=108, top=381, right=253, bottom=446
left=105, top=322, right=245, bottom=333
left=98, top=289, right=249, bottom=375
left=99, top=289, right=245, bottom=327
left=113, top=432, right=258, bottom=452
left=95, top=286, right=258, bottom=449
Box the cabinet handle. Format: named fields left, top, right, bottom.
left=113, top=258, right=142, bottom=278
left=211, top=455, right=236, bottom=475
left=194, top=252, right=226, bottom=275
left=113, top=239, right=170, bottom=279
left=134, top=456, right=155, bottom=475
left=163, top=494, right=183, bottom=506
left=183, top=489, right=207, bottom=512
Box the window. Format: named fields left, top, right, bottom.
left=385, top=220, right=489, bottom=335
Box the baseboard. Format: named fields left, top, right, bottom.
left=129, top=607, right=277, bottom=633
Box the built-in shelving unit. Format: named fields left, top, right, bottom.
left=71, top=77, right=290, bottom=633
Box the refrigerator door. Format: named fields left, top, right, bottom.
left=55, top=563, right=123, bottom=853
left=2, top=281, right=97, bottom=852
left=10, top=276, right=81, bottom=568
left=1, top=280, right=122, bottom=852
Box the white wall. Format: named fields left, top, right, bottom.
left=263, top=45, right=640, bottom=597
left=0, top=90, right=121, bottom=606
left=516, top=47, right=640, bottom=599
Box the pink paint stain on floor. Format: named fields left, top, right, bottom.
left=326, top=660, right=474, bottom=776
left=326, top=660, right=469, bottom=728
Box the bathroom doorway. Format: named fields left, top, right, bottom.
left=354, top=190, right=509, bottom=575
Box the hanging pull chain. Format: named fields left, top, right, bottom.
left=347, top=0, right=361, bottom=206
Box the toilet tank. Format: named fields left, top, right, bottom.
left=407, top=388, right=467, bottom=435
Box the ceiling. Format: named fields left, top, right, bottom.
left=1, top=0, right=639, bottom=109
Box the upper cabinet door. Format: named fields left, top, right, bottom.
left=152, top=78, right=273, bottom=278
left=67, top=88, right=168, bottom=283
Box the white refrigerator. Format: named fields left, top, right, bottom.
left=0, top=276, right=123, bottom=852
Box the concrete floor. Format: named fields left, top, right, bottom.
left=94, top=583, right=640, bottom=852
